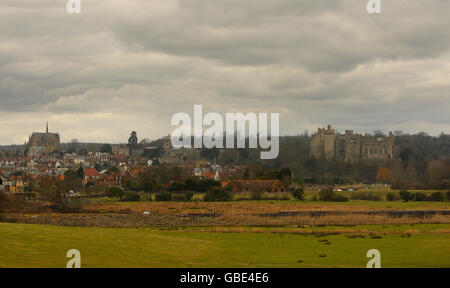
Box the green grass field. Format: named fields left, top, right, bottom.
left=0, top=223, right=449, bottom=268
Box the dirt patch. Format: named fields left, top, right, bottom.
left=1, top=201, right=449, bottom=228
left=1, top=211, right=449, bottom=228
left=85, top=201, right=450, bottom=216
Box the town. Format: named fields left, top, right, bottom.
left=0, top=123, right=287, bottom=200
left=1, top=123, right=448, bottom=203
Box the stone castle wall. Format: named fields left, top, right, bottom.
left=311, top=125, right=397, bottom=162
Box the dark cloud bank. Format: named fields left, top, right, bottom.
left=0, top=0, right=449, bottom=144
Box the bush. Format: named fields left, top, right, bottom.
left=185, top=179, right=220, bottom=192
left=52, top=199, right=85, bottom=212
left=168, top=182, right=185, bottom=192
left=184, top=191, right=194, bottom=201
left=351, top=191, right=381, bottom=201
left=331, top=195, right=349, bottom=202
left=430, top=192, right=445, bottom=202
left=153, top=184, right=165, bottom=193
left=155, top=191, right=173, bottom=202
left=399, top=190, right=413, bottom=202
left=447, top=191, right=450, bottom=201
left=318, top=188, right=348, bottom=202
left=292, top=188, right=305, bottom=200
left=414, top=192, right=427, bottom=202
left=123, top=191, right=140, bottom=202
left=386, top=192, right=396, bottom=202
left=107, top=187, right=124, bottom=200
left=318, top=189, right=334, bottom=201
left=262, top=195, right=290, bottom=201
left=203, top=187, right=232, bottom=202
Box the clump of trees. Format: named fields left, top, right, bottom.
left=150, top=190, right=194, bottom=202
left=376, top=168, right=392, bottom=184
left=121, top=166, right=221, bottom=194
left=291, top=178, right=305, bottom=200
left=155, top=191, right=173, bottom=202
left=391, top=159, right=450, bottom=190
left=318, top=188, right=349, bottom=202
left=399, top=190, right=416, bottom=202
left=350, top=191, right=382, bottom=201
left=100, top=144, right=112, bottom=153
left=38, top=174, right=84, bottom=212
left=395, top=190, right=449, bottom=202
left=107, top=187, right=124, bottom=200
left=292, top=188, right=305, bottom=200
left=123, top=191, right=140, bottom=202
left=386, top=192, right=396, bottom=202
left=203, top=187, right=233, bottom=202
left=170, top=179, right=220, bottom=192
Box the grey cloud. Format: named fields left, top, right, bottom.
left=0, top=0, right=449, bottom=144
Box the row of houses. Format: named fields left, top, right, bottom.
left=0, top=174, right=25, bottom=193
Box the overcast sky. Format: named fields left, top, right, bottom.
left=1, top=0, right=449, bottom=144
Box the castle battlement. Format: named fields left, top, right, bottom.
left=311, top=125, right=397, bottom=162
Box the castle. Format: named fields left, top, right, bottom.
left=26, top=123, right=61, bottom=155
left=311, top=125, right=397, bottom=162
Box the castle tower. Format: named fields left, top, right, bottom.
left=322, top=125, right=335, bottom=160
left=311, top=125, right=335, bottom=160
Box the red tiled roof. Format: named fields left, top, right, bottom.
left=84, top=168, right=100, bottom=177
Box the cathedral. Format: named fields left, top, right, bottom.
left=25, top=123, right=61, bottom=155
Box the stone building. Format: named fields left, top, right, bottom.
left=112, top=144, right=129, bottom=158
left=159, top=135, right=201, bottom=166
left=311, top=125, right=397, bottom=162
left=311, top=125, right=336, bottom=160
left=26, top=123, right=60, bottom=155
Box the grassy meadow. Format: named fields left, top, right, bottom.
left=0, top=223, right=449, bottom=268
left=88, top=186, right=450, bottom=210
